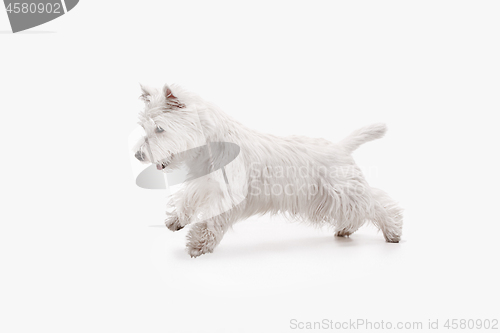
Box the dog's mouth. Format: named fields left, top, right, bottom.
left=156, top=154, right=174, bottom=170
left=156, top=161, right=168, bottom=170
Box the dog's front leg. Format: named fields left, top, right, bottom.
left=164, top=197, right=193, bottom=231
left=165, top=211, right=191, bottom=231
left=186, top=212, right=233, bottom=258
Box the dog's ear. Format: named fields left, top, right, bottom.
left=163, top=85, right=175, bottom=99
left=163, top=84, right=186, bottom=109
left=139, top=84, right=153, bottom=102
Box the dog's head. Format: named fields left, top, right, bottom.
left=134, top=84, right=206, bottom=171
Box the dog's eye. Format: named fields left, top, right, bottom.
left=155, top=126, right=165, bottom=133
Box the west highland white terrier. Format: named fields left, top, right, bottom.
left=134, top=84, right=403, bottom=257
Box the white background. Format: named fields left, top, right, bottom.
left=1, top=1, right=499, bottom=332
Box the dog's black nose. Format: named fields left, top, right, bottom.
left=135, top=151, right=146, bottom=161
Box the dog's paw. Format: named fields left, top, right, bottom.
left=335, top=229, right=352, bottom=237
left=383, top=228, right=402, bottom=243
left=186, top=245, right=213, bottom=258
left=384, top=233, right=401, bottom=243
left=335, top=227, right=357, bottom=237
left=186, top=223, right=217, bottom=258
left=165, top=215, right=184, bottom=231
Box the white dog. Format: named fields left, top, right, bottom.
left=135, top=84, right=403, bottom=257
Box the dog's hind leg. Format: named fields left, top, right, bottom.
left=370, top=187, right=403, bottom=243
left=334, top=226, right=359, bottom=237
left=333, top=215, right=365, bottom=238
left=326, top=181, right=367, bottom=238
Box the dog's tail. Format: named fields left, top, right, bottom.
left=340, top=123, right=387, bottom=153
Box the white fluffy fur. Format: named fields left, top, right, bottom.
left=136, top=84, right=403, bottom=257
